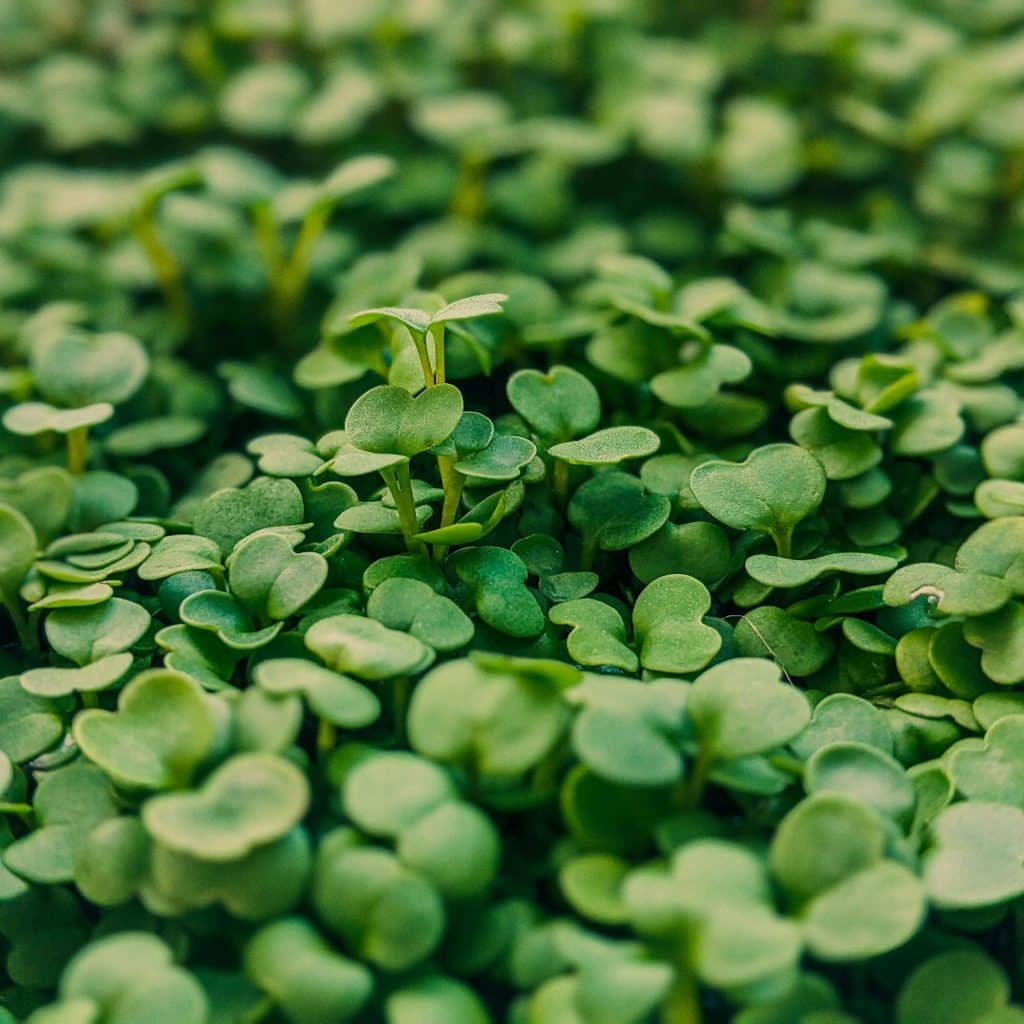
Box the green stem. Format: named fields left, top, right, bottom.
left=317, top=719, right=337, bottom=758
left=580, top=535, right=597, bottom=573
left=133, top=209, right=190, bottom=329
left=253, top=200, right=284, bottom=285
left=428, top=323, right=446, bottom=385
left=0, top=803, right=32, bottom=816
left=773, top=526, right=793, bottom=559
left=239, top=995, right=276, bottom=1024
left=662, top=969, right=702, bottom=1024
left=2, top=597, right=34, bottom=652
left=381, top=464, right=424, bottom=555
left=434, top=454, right=465, bottom=562
left=680, top=744, right=712, bottom=811
left=449, top=154, right=486, bottom=220
left=275, top=203, right=331, bottom=335
left=437, top=455, right=464, bottom=529
left=392, top=676, right=410, bottom=743
left=66, top=426, right=89, bottom=475
left=412, top=333, right=435, bottom=390
left=552, top=458, right=570, bottom=506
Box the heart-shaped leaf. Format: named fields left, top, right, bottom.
left=50, top=931, right=207, bottom=1024
left=342, top=752, right=454, bottom=837
left=569, top=678, right=688, bottom=787
left=963, top=602, right=1024, bottom=685
left=549, top=599, right=638, bottom=673
left=192, top=477, right=305, bottom=556
left=20, top=653, right=134, bottom=698
left=632, top=574, right=720, bottom=673
left=386, top=975, right=494, bottom=1024
left=150, top=825, right=311, bottom=921
left=453, top=434, right=536, bottom=481
left=568, top=472, right=670, bottom=556
left=948, top=716, right=1024, bottom=808
left=44, top=597, right=149, bottom=666
left=449, top=547, right=545, bottom=638
left=923, top=801, right=1024, bottom=909
left=0, top=466, right=74, bottom=544
left=245, top=917, right=374, bottom=1024
left=884, top=563, right=1011, bottom=617
left=770, top=792, right=885, bottom=904
left=690, top=443, right=826, bottom=556
left=956, top=518, right=1024, bottom=595
left=247, top=434, right=325, bottom=477
left=790, top=406, right=883, bottom=480
left=143, top=752, right=310, bottom=860
left=689, top=657, right=811, bottom=760
left=628, top=521, right=731, bottom=586
left=804, top=741, right=915, bottom=823
left=155, top=624, right=241, bottom=691
left=74, top=669, right=217, bottom=790
left=790, top=693, right=893, bottom=759
left=803, top=861, right=925, bottom=962
left=139, top=535, right=223, bottom=581
left=549, top=427, right=660, bottom=466
left=179, top=590, right=284, bottom=650
left=896, top=950, right=1013, bottom=1024
left=3, top=401, right=113, bottom=436
left=366, top=577, right=474, bottom=651
left=311, top=830, right=445, bottom=971
left=305, top=614, right=433, bottom=679
left=745, top=551, right=899, bottom=589
left=345, top=384, right=463, bottom=458
left=226, top=531, right=327, bottom=620
left=253, top=658, right=380, bottom=728
left=506, top=365, right=601, bottom=442
left=0, top=676, right=63, bottom=763
left=651, top=344, right=751, bottom=409
left=734, top=605, right=835, bottom=677
left=408, top=655, right=575, bottom=776
left=30, top=329, right=148, bottom=407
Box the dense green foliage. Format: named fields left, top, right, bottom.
left=3, top=0, right=1024, bottom=1021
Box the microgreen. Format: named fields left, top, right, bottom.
left=4, top=6, right=1024, bottom=1020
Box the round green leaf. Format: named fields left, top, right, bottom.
left=688, top=657, right=811, bottom=760
left=143, top=752, right=310, bottom=861
left=803, top=861, right=925, bottom=961
left=548, top=426, right=660, bottom=466
left=74, top=669, right=217, bottom=790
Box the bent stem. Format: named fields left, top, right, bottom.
left=252, top=200, right=284, bottom=288
left=412, top=333, right=435, bottom=390
left=437, top=455, right=464, bottom=529
left=380, top=463, right=424, bottom=555
left=133, top=208, right=191, bottom=330
left=274, top=202, right=332, bottom=337
left=66, top=426, right=89, bottom=475
left=428, top=322, right=446, bottom=385
left=434, top=454, right=465, bottom=561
